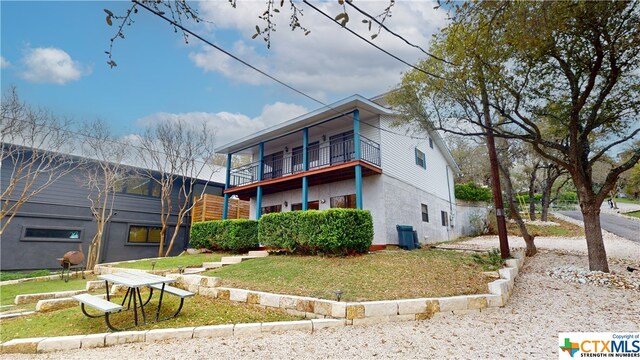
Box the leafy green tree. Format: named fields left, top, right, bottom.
left=388, top=1, right=640, bottom=272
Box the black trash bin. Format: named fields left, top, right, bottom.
left=396, top=225, right=415, bottom=250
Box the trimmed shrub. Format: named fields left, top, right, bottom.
left=259, top=208, right=373, bottom=255
left=455, top=182, right=492, bottom=202
left=189, top=219, right=259, bottom=253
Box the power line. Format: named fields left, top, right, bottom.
left=344, top=1, right=457, bottom=67
left=302, top=0, right=447, bottom=81
left=133, top=0, right=432, bottom=141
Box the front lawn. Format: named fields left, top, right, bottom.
left=504, top=214, right=584, bottom=237
left=624, top=210, right=640, bottom=219
left=0, top=291, right=300, bottom=342
left=110, top=253, right=229, bottom=270
left=0, top=274, right=97, bottom=310
left=205, top=248, right=493, bottom=302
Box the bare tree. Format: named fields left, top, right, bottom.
left=135, top=119, right=216, bottom=257
left=1, top=87, right=78, bottom=235
left=78, top=119, right=127, bottom=270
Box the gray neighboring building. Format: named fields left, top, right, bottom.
left=1, top=149, right=224, bottom=271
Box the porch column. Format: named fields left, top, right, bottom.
left=222, top=153, right=232, bottom=219
left=353, top=109, right=363, bottom=209
left=302, top=128, right=309, bottom=210
left=256, top=142, right=264, bottom=219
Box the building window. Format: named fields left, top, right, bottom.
left=291, top=201, right=320, bottom=211
left=307, top=141, right=320, bottom=168
left=441, top=211, right=449, bottom=227
left=415, top=148, right=426, bottom=169
left=22, top=227, right=82, bottom=242
left=429, top=137, right=434, bottom=149
left=128, top=226, right=162, bottom=243
left=115, top=176, right=161, bottom=197
left=330, top=194, right=357, bottom=209
left=421, top=204, right=429, bottom=222
left=261, top=205, right=282, bottom=214
left=262, top=152, right=283, bottom=180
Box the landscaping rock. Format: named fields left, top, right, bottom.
left=0, top=337, right=45, bottom=354
left=146, top=328, right=194, bottom=342
left=193, top=324, right=234, bottom=338
left=35, top=298, right=77, bottom=312
left=37, top=335, right=84, bottom=353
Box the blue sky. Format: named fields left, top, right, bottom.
left=1, top=1, right=447, bottom=146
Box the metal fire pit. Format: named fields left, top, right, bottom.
left=58, top=249, right=85, bottom=282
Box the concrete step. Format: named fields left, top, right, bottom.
left=202, top=262, right=224, bottom=269
left=247, top=250, right=269, bottom=257
left=220, top=257, right=243, bottom=265
left=183, top=268, right=206, bottom=274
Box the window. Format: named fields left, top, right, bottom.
left=128, top=226, right=162, bottom=243
left=429, top=137, right=434, bottom=149
left=307, top=141, right=319, bottom=168
left=421, top=204, right=429, bottom=222
left=291, top=146, right=304, bottom=172
left=291, top=201, right=319, bottom=211
left=261, top=205, right=282, bottom=214
left=330, top=194, right=357, bottom=209
left=22, top=227, right=82, bottom=242
left=115, top=176, right=161, bottom=197
left=415, top=148, right=426, bottom=169
left=441, top=211, right=449, bottom=227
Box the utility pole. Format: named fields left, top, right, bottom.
left=478, top=67, right=510, bottom=259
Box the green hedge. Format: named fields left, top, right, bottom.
left=189, top=219, right=259, bottom=253
left=258, top=209, right=373, bottom=255
left=455, top=182, right=492, bottom=202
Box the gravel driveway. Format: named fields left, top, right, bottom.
left=5, top=232, right=640, bottom=359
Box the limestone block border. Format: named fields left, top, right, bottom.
left=0, top=320, right=346, bottom=354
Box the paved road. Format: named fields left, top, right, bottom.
left=559, top=210, right=640, bottom=243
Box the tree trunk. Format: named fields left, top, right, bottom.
left=540, top=183, right=552, bottom=222
left=497, top=146, right=537, bottom=257
left=580, top=202, right=609, bottom=272
left=528, top=162, right=540, bottom=221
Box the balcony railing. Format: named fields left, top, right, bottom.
left=229, top=135, right=381, bottom=188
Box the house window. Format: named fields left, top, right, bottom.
left=441, top=211, right=449, bottom=227
left=115, top=176, right=161, bottom=197
left=128, top=226, right=162, bottom=243
left=415, top=148, right=426, bottom=169
left=291, top=201, right=320, bottom=211
left=22, top=227, right=82, bottom=242
left=330, top=194, right=357, bottom=209
left=261, top=205, right=282, bottom=214
left=291, top=146, right=304, bottom=173
left=421, top=204, right=429, bottom=222
left=429, top=137, right=434, bottom=149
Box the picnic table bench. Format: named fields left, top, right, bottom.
left=73, top=271, right=194, bottom=331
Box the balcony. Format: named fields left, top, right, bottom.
left=228, top=135, right=381, bottom=195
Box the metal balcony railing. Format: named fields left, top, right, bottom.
left=229, top=136, right=381, bottom=188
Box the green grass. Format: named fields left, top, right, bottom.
left=0, top=274, right=97, bottom=309
left=614, top=197, right=640, bottom=205
left=0, top=291, right=300, bottom=342
left=502, top=214, right=584, bottom=237
left=0, top=270, right=56, bottom=282
left=205, top=248, right=492, bottom=302
left=110, top=253, right=229, bottom=270
left=624, top=210, right=640, bottom=218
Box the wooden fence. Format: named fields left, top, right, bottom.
left=191, top=194, right=250, bottom=223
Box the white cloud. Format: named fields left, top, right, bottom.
left=135, top=101, right=308, bottom=147
left=188, top=1, right=448, bottom=98
left=20, top=47, right=90, bottom=84
left=0, top=56, right=10, bottom=68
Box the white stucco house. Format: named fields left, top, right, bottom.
left=215, top=94, right=472, bottom=249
